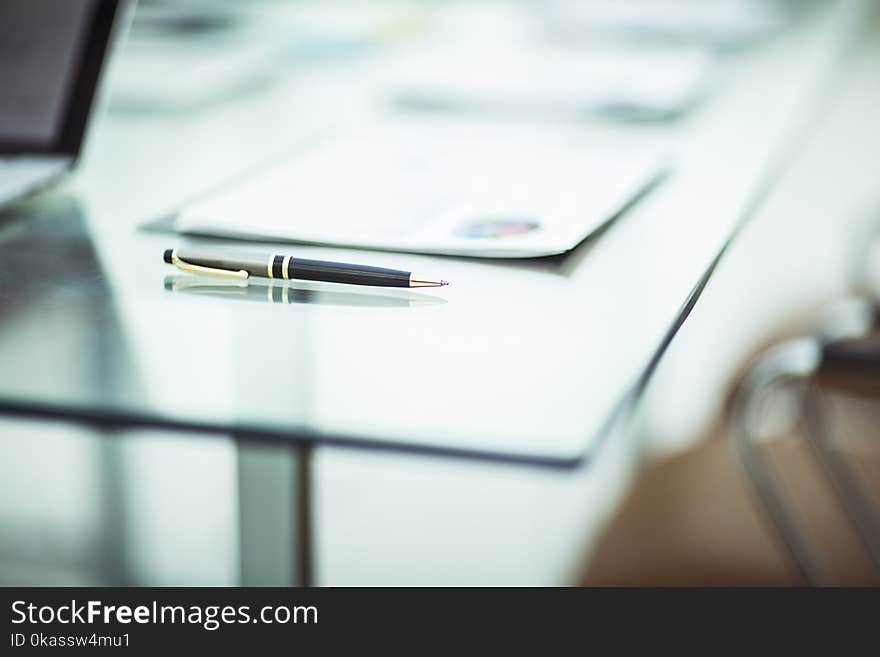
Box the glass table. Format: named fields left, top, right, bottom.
left=0, top=0, right=865, bottom=584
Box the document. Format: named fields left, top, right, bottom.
left=174, top=125, right=667, bottom=258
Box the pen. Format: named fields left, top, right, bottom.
left=163, top=248, right=449, bottom=288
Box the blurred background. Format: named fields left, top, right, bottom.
left=1, top=0, right=878, bottom=585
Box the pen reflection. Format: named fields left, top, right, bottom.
left=163, top=275, right=447, bottom=308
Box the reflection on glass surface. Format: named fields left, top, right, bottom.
left=0, top=197, right=144, bottom=409
left=164, top=275, right=447, bottom=308
left=0, top=198, right=132, bottom=585
left=0, top=197, right=238, bottom=586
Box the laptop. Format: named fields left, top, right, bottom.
left=0, top=0, right=121, bottom=206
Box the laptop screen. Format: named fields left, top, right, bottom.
left=0, top=0, right=119, bottom=156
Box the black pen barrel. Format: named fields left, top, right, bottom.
left=166, top=249, right=426, bottom=287
left=289, top=258, right=411, bottom=287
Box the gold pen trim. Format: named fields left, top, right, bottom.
left=267, top=254, right=277, bottom=279
left=282, top=255, right=292, bottom=280
left=171, top=249, right=249, bottom=280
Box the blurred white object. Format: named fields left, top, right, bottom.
left=107, top=0, right=420, bottom=112
left=387, top=44, right=717, bottom=121
left=541, top=0, right=793, bottom=49
left=108, top=37, right=277, bottom=112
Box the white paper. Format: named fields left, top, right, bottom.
left=176, top=126, right=667, bottom=258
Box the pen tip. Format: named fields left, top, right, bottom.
left=163, top=249, right=174, bottom=264
left=409, top=274, right=449, bottom=288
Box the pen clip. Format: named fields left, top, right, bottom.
left=170, top=249, right=249, bottom=280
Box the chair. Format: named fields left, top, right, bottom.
left=732, top=215, right=880, bottom=585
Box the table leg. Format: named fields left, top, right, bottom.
left=237, top=439, right=313, bottom=586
